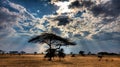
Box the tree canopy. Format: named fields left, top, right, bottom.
left=28, top=33, right=76, bottom=61
left=28, top=33, right=76, bottom=46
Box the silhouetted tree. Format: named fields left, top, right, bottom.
left=70, top=52, right=75, bottom=57
left=34, top=52, right=37, bottom=55
left=97, top=54, right=103, bottom=61
left=79, top=51, right=85, bottom=56
left=28, top=33, right=76, bottom=61
left=58, top=48, right=66, bottom=60
left=44, top=48, right=57, bottom=60
left=88, top=51, right=91, bottom=55
left=9, top=51, right=19, bottom=55
left=20, top=51, right=26, bottom=55
left=0, top=50, right=5, bottom=55
left=98, top=52, right=118, bottom=55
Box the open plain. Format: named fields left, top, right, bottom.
left=0, top=54, right=120, bottom=67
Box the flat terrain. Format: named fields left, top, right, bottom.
left=0, top=54, right=120, bottom=67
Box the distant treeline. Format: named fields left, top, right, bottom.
left=0, top=50, right=40, bottom=55
left=0, top=49, right=120, bottom=55
left=97, top=52, right=119, bottom=55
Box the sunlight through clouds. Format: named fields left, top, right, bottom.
left=54, top=1, right=71, bottom=14
left=0, top=0, right=120, bottom=54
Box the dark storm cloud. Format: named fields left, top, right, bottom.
left=69, top=0, right=94, bottom=8
left=68, top=0, right=120, bottom=24
left=89, top=0, right=120, bottom=24
left=54, top=16, right=72, bottom=26
left=92, top=32, right=120, bottom=41
left=91, top=0, right=120, bottom=17
left=69, top=0, right=81, bottom=8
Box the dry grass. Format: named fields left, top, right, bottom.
left=0, top=54, right=120, bottom=67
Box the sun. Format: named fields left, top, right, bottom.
left=54, top=1, right=71, bottom=14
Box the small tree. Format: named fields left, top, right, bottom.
left=79, top=51, right=85, bottom=56
left=88, top=51, right=91, bottom=55
left=34, top=52, right=37, bottom=55
left=20, top=51, right=26, bottom=55
left=28, top=33, right=76, bottom=61
left=0, top=50, right=5, bottom=55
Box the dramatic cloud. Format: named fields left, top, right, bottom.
left=92, top=31, right=120, bottom=41
left=41, top=0, right=120, bottom=53
left=54, top=15, right=72, bottom=25
left=0, top=0, right=120, bottom=53
left=0, top=0, right=42, bottom=52
left=91, top=0, right=120, bottom=17
left=69, top=0, right=81, bottom=8
left=69, top=0, right=94, bottom=8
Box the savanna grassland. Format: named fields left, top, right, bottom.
left=0, top=54, right=120, bottom=67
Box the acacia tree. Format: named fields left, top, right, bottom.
left=28, top=33, right=76, bottom=61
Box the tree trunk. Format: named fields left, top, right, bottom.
left=48, top=39, right=52, bottom=61
left=49, top=45, right=52, bottom=61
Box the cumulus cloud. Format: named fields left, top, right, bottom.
left=69, top=0, right=94, bottom=8
left=0, top=0, right=120, bottom=53
left=54, top=15, right=72, bottom=25
left=0, top=0, right=35, bottom=31
left=0, top=0, right=45, bottom=52
left=35, top=0, right=120, bottom=53
left=51, top=0, right=120, bottom=53
left=85, top=0, right=120, bottom=24
left=69, top=0, right=81, bottom=8
left=91, top=0, right=120, bottom=17
left=68, top=0, right=120, bottom=19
